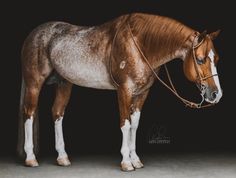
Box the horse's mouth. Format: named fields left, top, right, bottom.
left=205, top=97, right=217, bottom=104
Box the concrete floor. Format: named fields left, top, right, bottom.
left=1, top=153, right=236, bottom=178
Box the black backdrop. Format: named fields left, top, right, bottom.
left=1, top=0, right=235, bottom=157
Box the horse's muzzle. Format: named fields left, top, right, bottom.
left=204, top=87, right=223, bottom=104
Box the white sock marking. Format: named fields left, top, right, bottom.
left=120, top=110, right=142, bottom=165
left=130, top=110, right=141, bottom=161
left=120, top=119, right=131, bottom=163
left=209, top=49, right=222, bottom=102
left=24, top=116, right=35, bottom=161
left=55, top=117, right=68, bottom=159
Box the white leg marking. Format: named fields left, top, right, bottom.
left=130, top=110, right=143, bottom=168
left=55, top=116, right=71, bottom=166
left=55, top=117, right=67, bottom=159
left=24, top=116, right=36, bottom=161
left=120, top=119, right=134, bottom=171
left=130, top=110, right=140, bottom=160
left=209, top=49, right=223, bottom=103
left=121, top=119, right=131, bottom=163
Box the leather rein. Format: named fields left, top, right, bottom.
left=110, top=22, right=217, bottom=109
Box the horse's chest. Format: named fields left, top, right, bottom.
left=50, top=33, right=115, bottom=90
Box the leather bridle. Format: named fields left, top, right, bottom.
left=190, top=35, right=219, bottom=107
left=191, top=35, right=218, bottom=85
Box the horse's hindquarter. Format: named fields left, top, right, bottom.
left=50, top=25, right=116, bottom=90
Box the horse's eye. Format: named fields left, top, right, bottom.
left=196, top=58, right=205, bottom=65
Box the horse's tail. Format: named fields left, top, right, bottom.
left=17, top=77, right=40, bottom=158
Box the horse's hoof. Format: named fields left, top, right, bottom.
left=131, top=159, right=144, bottom=169
left=121, top=162, right=135, bottom=172
left=57, top=157, right=71, bottom=166
left=25, top=159, right=39, bottom=167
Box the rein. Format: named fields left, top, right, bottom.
left=126, top=23, right=215, bottom=109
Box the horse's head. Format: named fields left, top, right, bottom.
left=183, top=30, right=222, bottom=104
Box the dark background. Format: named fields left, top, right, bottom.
left=1, top=0, right=235, bottom=157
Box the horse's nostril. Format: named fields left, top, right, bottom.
left=211, top=91, right=218, bottom=99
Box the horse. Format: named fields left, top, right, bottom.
left=17, top=13, right=222, bottom=171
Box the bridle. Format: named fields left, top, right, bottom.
left=190, top=35, right=218, bottom=107
left=191, top=35, right=218, bottom=90
left=109, top=21, right=217, bottom=108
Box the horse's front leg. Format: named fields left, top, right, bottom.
left=117, top=86, right=149, bottom=171
left=129, top=90, right=149, bottom=169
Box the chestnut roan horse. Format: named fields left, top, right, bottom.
left=17, top=13, right=222, bottom=171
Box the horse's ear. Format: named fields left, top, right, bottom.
left=198, top=30, right=207, bottom=43
left=209, top=30, right=221, bottom=40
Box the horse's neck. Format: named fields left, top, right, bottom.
left=147, top=33, right=194, bottom=69
left=154, top=48, right=189, bottom=67
left=127, top=13, right=196, bottom=70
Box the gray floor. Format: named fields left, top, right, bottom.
left=1, top=153, right=236, bottom=178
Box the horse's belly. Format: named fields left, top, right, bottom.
left=50, top=37, right=115, bottom=90
left=53, top=57, right=115, bottom=89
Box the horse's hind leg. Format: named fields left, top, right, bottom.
left=52, top=81, right=72, bottom=166
left=23, top=85, right=40, bottom=167
left=22, top=76, right=48, bottom=167
left=19, top=46, right=53, bottom=166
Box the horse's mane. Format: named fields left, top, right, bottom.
left=129, top=13, right=194, bottom=60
